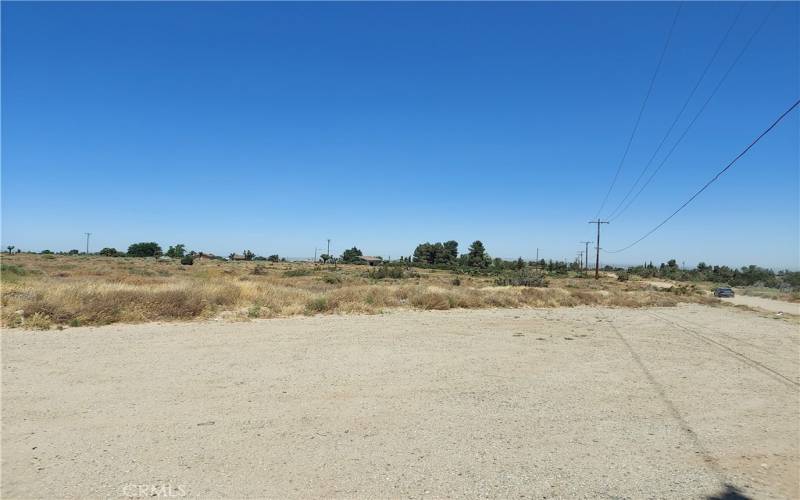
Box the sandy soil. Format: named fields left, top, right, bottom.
left=724, top=294, right=800, bottom=315
left=2, top=305, right=798, bottom=499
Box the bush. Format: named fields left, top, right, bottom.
left=617, top=271, right=629, bottom=282
left=495, top=270, right=548, bottom=287
left=451, top=277, right=461, bottom=286
left=284, top=268, right=312, bottom=277
left=322, top=273, right=342, bottom=284
left=180, top=256, right=194, bottom=266
left=99, top=247, right=119, bottom=257
left=267, top=255, right=280, bottom=262
left=252, top=264, right=267, bottom=275
left=305, top=296, right=329, bottom=314
left=368, top=265, right=407, bottom=280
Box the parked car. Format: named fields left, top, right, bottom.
left=713, top=287, right=735, bottom=298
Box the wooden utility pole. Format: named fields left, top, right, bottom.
left=580, top=241, right=591, bottom=270
left=587, top=220, right=609, bottom=279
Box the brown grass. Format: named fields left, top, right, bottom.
left=1, top=254, right=710, bottom=328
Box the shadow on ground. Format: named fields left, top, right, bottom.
left=707, top=484, right=751, bottom=500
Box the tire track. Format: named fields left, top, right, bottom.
left=646, top=310, right=799, bottom=389
left=601, top=310, right=729, bottom=486
left=654, top=308, right=799, bottom=364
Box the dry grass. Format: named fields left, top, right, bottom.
left=1, top=254, right=711, bottom=328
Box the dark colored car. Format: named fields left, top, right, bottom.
left=714, top=287, right=735, bottom=298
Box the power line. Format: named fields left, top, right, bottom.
left=595, top=2, right=682, bottom=218
left=605, top=3, right=745, bottom=221
left=605, top=98, right=799, bottom=254
left=607, top=2, right=776, bottom=222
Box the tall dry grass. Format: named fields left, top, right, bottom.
left=1, top=254, right=707, bottom=329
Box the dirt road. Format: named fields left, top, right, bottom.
left=2, top=305, right=798, bottom=499
left=724, top=294, right=800, bottom=315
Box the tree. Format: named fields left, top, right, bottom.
left=412, top=240, right=458, bottom=265
left=467, top=240, right=489, bottom=268
left=99, top=247, right=118, bottom=257
left=68, top=249, right=80, bottom=255
left=6, top=246, right=14, bottom=254
left=443, top=240, right=458, bottom=262
left=267, top=254, right=280, bottom=262
left=180, top=255, right=194, bottom=265
left=165, top=244, right=186, bottom=258
left=243, top=250, right=255, bottom=261
left=341, top=246, right=363, bottom=263
left=40, top=249, right=52, bottom=254
left=319, top=254, right=331, bottom=263
left=127, top=242, right=162, bottom=257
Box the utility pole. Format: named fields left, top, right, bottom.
left=577, top=251, right=584, bottom=268
left=327, top=239, right=331, bottom=258
left=84, top=232, right=91, bottom=255
left=535, top=248, right=539, bottom=261
left=587, top=220, right=609, bottom=279
left=580, top=241, right=591, bottom=270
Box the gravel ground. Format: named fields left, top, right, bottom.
left=2, top=304, right=798, bottom=499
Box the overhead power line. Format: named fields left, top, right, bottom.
left=607, top=2, right=776, bottom=222
left=594, top=2, right=683, bottom=218
left=604, top=3, right=745, bottom=221
left=605, top=98, right=800, bottom=254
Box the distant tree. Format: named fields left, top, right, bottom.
left=6, top=246, right=14, bottom=254
left=443, top=240, right=458, bottom=261
left=515, top=257, right=525, bottom=270
left=243, top=250, right=255, bottom=261
left=40, top=249, right=53, bottom=254
left=319, top=253, right=331, bottom=263
left=165, top=244, right=186, bottom=258
left=267, top=254, right=280, bottom=262
left=667, top=259, right=678, bottom=269
left=229, top=253, right=236, bottom=261
left=413, top=240, right=458, bottom=265
left=99, top=247, right=118, bottom=257
left=127, top=242, right=162, bottom=257
left=180, top=255, right=194, bottom=265
left=467, top=240, right=489, bottom=268
left=341, top=246, right=363, bottom=263
left=68, top=249, right=80, bottom=255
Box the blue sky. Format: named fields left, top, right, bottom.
left=2, top=2, right=798, bottom=268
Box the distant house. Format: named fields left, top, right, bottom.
left=230, top=254, right=247, bottom=261
left=194, top=253, right=216, bottom=261
left=359, top=256, right=383, bottom=266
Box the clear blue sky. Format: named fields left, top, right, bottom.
left=2, top=2, right=798, bottom=268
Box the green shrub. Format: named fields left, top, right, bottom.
left=284, top=268, right=312, bottom=277
left=180, top=256, right=194, bottom=265
left=617, top=271, right=629, bottom=282
left=322, top=273, right=342, bottom=284
left=305, top=296, right=328, bottom=314
left=495, top=270, right=548, bottom=287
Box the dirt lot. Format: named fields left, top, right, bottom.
left=2, top=305, right=798, bottom=499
